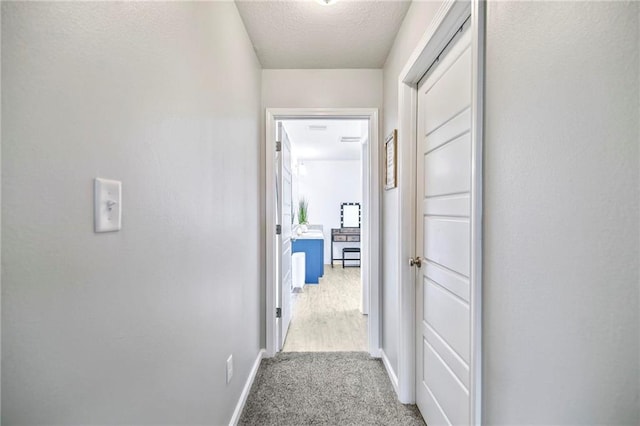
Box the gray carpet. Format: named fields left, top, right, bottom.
left=238, top=352, right=425, bottom=426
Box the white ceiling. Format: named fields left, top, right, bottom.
left=283, top=119, right=368, bottom=161
left=235, top=0, right=412, bottom=69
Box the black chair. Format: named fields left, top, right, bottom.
left=342, top=247, right=361, bottom=268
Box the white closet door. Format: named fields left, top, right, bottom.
left=415, top=24, right=473, bottom=426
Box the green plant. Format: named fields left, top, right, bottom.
left=298, top=198, right=309, bottom=224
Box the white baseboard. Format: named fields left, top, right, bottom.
left=380, top=348, right=399, bottom=396
left=229, top=349, right=265, bottom=426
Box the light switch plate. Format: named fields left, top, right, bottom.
left=94, top=178, right=122, bottom=233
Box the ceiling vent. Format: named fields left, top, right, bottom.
left=340, top=136, right=361, bottom=143
left=308, top=124, right=327, bottom=131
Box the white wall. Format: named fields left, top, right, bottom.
left=380, top=0, right=443, bottom=379
left=297, top=160, right=362, bottom=264
left=2, top=2, right=262, bottom=424
left=262, top=69, right=383, bottom=109
left=484, top=2, right=639, bottom=423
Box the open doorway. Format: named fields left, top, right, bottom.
left=265, top=109, right=380, bottom=358
left=281, top=118, right=367, bottom=352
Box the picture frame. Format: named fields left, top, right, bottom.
left=384, top=129, right=397, bottom=190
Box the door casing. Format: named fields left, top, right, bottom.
left=264, top=108, right=380, bottom=358
left=395, top=0, right=485, bottom=423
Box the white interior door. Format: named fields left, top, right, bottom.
left=415, top=23, right=473, bottom=425
left=277, top=122, right=293, bottom=350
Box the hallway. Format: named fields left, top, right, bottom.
left=283, top=266, right=367, bottom=352
left=1, top=1, right=638, bottom=425
left=238, top=352, right=424, bottom=426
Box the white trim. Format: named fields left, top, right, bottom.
left=369, top=347, right=381, bottom=358
left=265, top=108, right=381, bottom=358
left=399, top=0, right=472, bottom=85
left=380, top=349, right=399, bottom=396
left=228, top=349, right=265, bottom=426
left=469, top=1, right=485, bottom=423
left=360, top=140, right=369, bottom=315
left=395, top=78, right=418, bottom=405
left=395, top=0, right=484, bottom=422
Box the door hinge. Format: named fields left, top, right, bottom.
left=276, top=224, right=282, bottom=235
left=276, top=141, right=282, bottom=152
left=276, top=307, right=282, bottom=318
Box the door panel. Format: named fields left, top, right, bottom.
left=277, top=122, right=293, bottom=350
left=424, top=322, right=469, bottom=389
left=424, top=108, right=471, bottom=153
left=423, top=340, right=470, bottom=425
left=419, top=379, right=451, bottom=426
left=424, top=261, right=469, bottom=302
left=424, top=194, right=470, bottom=218
left=423, top=278, right=470, bottom=363
left=424, top=217, right=470, bottom=276
left=416, top=22, right=472, bottom=426
left=424, top=133, right=471, bottom=198
left=423, top=39, right=472, bottom=135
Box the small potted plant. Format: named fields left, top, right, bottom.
left=298, top=198, right=309, bottom=233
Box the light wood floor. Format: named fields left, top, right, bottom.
left=283, top=265, right=368, bottom=352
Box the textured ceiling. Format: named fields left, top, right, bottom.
left=283, top=119, right=368, bottom=161
left=235, top=0, right=412, bottom=69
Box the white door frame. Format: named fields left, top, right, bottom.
left=265, top=108, right=380, bottom=358
left=395, top=0, right=484, bottom=423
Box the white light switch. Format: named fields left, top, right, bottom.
left=94, top=178, right=122, bottom=233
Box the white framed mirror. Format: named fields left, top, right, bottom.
left=341, top=202, right=361, bottom=228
